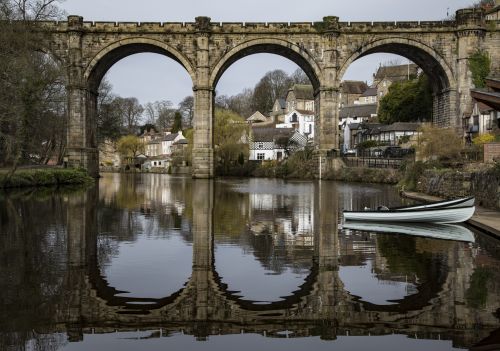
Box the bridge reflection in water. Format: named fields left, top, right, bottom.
left=1, top=175, right=500, bottom=350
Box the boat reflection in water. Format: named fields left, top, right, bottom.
left=342, top=222, right=476, bottom=243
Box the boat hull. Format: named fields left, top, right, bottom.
left=343, top=206, right=475, bottom=224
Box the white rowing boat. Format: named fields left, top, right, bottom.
left=342, top=222, right=475, bottom=242
left=395, top=196, right=474, bottom=211
left=343, top=206, right=475, bottom=224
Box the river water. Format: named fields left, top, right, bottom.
left=1, top=173, right=499, bottom=351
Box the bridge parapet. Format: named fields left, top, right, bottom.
left=35, top=17, right=489, bottom=35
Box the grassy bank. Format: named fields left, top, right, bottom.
left=0, top=168, right=94, bottom=188
left=323, top=166, right=401, bottom=184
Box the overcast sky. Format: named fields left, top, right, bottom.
left=60, top=0, right=474, bottom=108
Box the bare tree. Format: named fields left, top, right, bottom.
left=178, top=95, right=194, bottom=127
left=11, top=0, right=65, bottom=21
left=252, top=70, right=293, bottom=115
left=290, top=68, right=311, bottom=85
left=118, top=97, right=144, bottom=134
left=0, top=1, right=67, bottom=170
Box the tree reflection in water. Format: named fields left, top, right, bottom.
left=0, top=174, right=499, bottom=351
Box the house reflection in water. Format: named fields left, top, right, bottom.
left=1, top=175, right=500, bottom=351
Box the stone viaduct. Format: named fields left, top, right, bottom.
left=56, top=181, right=500, bottom=349
left=39, top=9, right=500, bottom=178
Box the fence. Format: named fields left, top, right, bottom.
left=342, top=156, right=405, bottom=169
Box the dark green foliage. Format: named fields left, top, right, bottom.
left=171, top=112, right=183, bottom=133
left=378, top=75, right=433, bottom=124
left=357, top=140, right=380, bottom=150
left=468, top=50, right=491, bottom=88
left=139, top=124, right=158, bottom=135
left=466, top=267, right=492, bottom=308
left=0, top=168, right=94, bottom=188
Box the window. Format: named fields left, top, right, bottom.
left=257, top=142, right=264, bottom=149
left=257, top=153, right=265, bottom=160
left=158, top=161, right=162, bottom=165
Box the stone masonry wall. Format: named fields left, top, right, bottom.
left=484, top=142, right=500, bottom=163
left=417, top=167, right=500, bottom=210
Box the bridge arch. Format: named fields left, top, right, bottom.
left=337, top=37, right=458, bottom=127
left=210, top=38, right=322, bottom=91
left=337, top=37, right=456, bottom=91
left=85, top=37, right=196, bottom=93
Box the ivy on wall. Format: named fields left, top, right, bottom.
left=468, top=50, right=491, bottom=88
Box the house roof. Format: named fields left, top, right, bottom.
left=247, top=111, right=269, bottom=122
left=379, top=122, right=420, bottom=132
left=374, top=64, right=419, bottom=82
left=276, top=98, right=286, bottom=109
left=288, top=84, right=314, bottom=100
left=339, top=104, right=377, bottom=118
left=471, top=89, right=500, bottom=111
left=360, top=87, right=378, bottom=97
left=251, top=127, right=295, bottom=142
left=358, top=123, right=383, bottom=135
left=173, top=138, right=188, bottom=145
left=291, top=109, right=315, bottom=116
left=485, top=77, right=500, bottom=92
left=162, top=132, right=179, bottom=141
left=341, top=80, right=369, bottom=94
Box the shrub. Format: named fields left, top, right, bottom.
left=0, top=168, right=93, bottom=188
left=416, top=124, right=463, bottom=162
left=473, top=133, right=495, bottom=145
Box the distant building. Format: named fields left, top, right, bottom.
left=249, top=126, right=307, bottom=161
left=339, top=81, right=369, bottom=107
left=373, top=63, right=419, bottom=86
left=339, top=104, right=378, bottom=150
left=277, top=109, right=315, bottom=140
left=485, top=3, right=500, bottom=20
left=352, top=122, right=421, bottom=147
left=378, top=122, right=420, bottom=146
left=358, top=87, right=378, bottom=105
left=285, top=84, right=315, bottom=113
left=271, top=98, right=287, bottom=122
left=469, top=77, right=500, bottom=138
left=246, top=111, right=271, bottom=124
left=142, top=131, right=187, bottom=170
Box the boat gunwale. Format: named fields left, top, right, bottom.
left=343, top=205, right=475, bottom=214
left=393, top=196, right=474, bottom=210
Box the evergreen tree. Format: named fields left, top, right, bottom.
left=378, top=75, right=433, bottom=124
left=171, top=111, right=183, bottom=133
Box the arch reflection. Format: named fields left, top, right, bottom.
left=1, top=175, right=499, bottom=350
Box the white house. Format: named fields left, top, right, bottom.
left=276, top=109, right=315, bottom=140
left=249, top=127, right=307, bottom=161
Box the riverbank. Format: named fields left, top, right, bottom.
left=0, top=168, right=94, bottom=188
left=402, top=191, right=500, bottom=240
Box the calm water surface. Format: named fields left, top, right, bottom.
left=1, top=173, right=499, bottom=351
